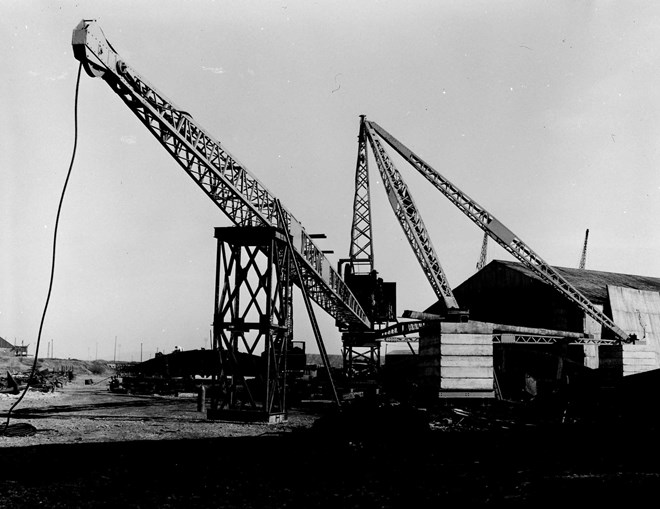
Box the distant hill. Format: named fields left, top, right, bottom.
left=0, top=350, right=114, bottom=376
left=0, top=350, right=345, bottom=377
left=305, top=354, right=343, bottom=369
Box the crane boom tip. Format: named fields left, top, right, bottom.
left=72, top=19, right=118, bottom=79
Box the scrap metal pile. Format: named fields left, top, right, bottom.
left=1, top=367, right=75, bottom=394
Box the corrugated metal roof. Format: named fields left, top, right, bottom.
left=489, top=260, right=660, bottom=305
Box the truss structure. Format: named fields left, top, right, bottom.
left=209, top=226, right=293, bottom=421
left=72, top=19, right=370, bottom=335
left=366, top=120, right=632, bottom=343
left=342, top=337, right=381, bottom=383
left=347, top=116, right=374, bottom=276
left=364, top=119, right=460, bottom=311
left=377, top=333, right=614, bottom=346
left=492, top=333, right=614, bottom=345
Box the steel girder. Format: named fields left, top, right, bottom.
left=374, top=333, right=615, bottom=345
left=492, top=334, right=615, bottom=345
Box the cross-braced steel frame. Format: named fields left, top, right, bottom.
left=209, top=226, right=293, bottom=422
left=342, top=341, right=381, bottom=382
left=342, top=117, right=381, bottom=383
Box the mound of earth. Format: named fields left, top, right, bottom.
left=0, top=350, right=115, bottom=377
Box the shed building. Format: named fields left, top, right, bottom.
left=0, top=336, right=27, bottom=356
left=420, top=260, right=660, bottom=399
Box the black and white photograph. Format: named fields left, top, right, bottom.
left=2, top=1, right=660, bottom=507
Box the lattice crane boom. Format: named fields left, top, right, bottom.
left=363, top=119, right=460, bottom=311
left=72, top=19, right=370, bottom=331
left=367, top=120, right=633, bottom=343
left=347, top=116, right=374, bottom=275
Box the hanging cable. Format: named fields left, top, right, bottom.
left=1, top=62, right=83, bottom=437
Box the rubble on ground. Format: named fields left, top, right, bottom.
left=0, top=367, right=75, bottom=394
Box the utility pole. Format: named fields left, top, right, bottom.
left=114, top=336, right=117, bottom=362
left=140, top=342, right=143, bottom=363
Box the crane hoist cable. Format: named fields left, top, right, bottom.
left=1, top=63, right=83, bottom=437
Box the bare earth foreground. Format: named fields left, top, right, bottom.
left=0, top=376, right=318, bottom=446
left=1, top=376, right=660, bottom=508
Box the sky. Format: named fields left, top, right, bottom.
left=2, top=0, right=660, bottom=362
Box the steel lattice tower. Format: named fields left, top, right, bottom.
left=347, top=115, right=374, bottom=276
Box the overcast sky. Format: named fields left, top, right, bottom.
left=2, top=1, right=660, bottom=361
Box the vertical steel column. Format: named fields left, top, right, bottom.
left=209, top=226, right=292, bottom=422
left=343, top=116, right=381, bottom=386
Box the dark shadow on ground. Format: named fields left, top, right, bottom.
left=1, top=396, right=185, bottom=419
left=1, top=426, right=660, bottom=508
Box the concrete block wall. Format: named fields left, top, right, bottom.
left=622, top=344, right=658, bottom=375
left=439, top=334, right=493, bottom=392
left=419, top=321, right=494, bottom=398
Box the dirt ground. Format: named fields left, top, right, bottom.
left=0, top=376, right=317, bottom=447
left=1, top=376, right=660, bottom=508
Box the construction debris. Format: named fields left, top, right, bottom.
left=0, top=366, right=75, bottom=394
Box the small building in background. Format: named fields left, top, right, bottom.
left=0, top=336, right=28, bottom=357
